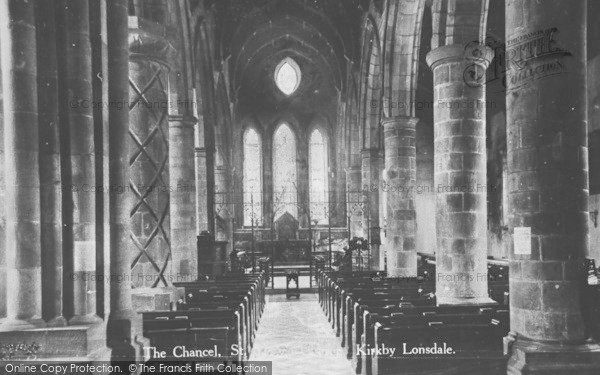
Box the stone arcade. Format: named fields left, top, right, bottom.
left=0, top=1, right=599, bottom=374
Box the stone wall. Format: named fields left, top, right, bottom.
left=588, top=8, right=600, bottom=261
left=0, top=56, right=4, bottom=320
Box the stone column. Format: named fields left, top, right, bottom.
left=0, top=0, right=44, bottom=330
left=298, top=138, right=310, bottom=228
left=347, top=166, right=363, bottom=237
left=505, top=1, right=600, bottom=372
left=58, top=0, right=99, bottom=325
left=361, top=148, right=381, bottom=269
left=215, top=164, right=233, bottom=274
left=169, top=115, right=198, bottom=282
left=195, top=146, right=209, bottom=233
left=36, top=0, right=65, bottom=326
left=383, top=116, right=418, bottom=277
left=378, top=154, right=386, bottom=271
left=427, top=44, right=494, bottom=305
left=262, top=138, right=274, bottom=230
left=214, top=165, right=232, bottom=249
left=0, top=74, right=4, bottom=322
left=106, top=0, right=146, bottom=359
left=333, top=153, right=346, bottom=227
left=128, top=38, right=171, bottom=289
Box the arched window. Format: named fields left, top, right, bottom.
left=273, top=123, right=298, bottom=219
left=309, top=129, right=329, bottom=223
left=274, top=58, right=301, bottom=96
left=243, top=128, right=262, bottom=226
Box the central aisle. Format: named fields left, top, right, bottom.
left=250, top=294, right=355, bottom=375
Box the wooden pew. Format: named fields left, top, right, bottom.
left=142, top=310, right=244, bottom=361
left=358, top=309, right=509, bottom=374
left=142, top=273, right=265, bottom=363
left=178, top=291, right=257, bottom=346
left=343, top=294, right=435, bottom=354
left=338, top=284, right=435, bottom=340
left=321, top=273, right=508, bottom=367
left=175, top=273, right=266, bottom=344
left=371, top=323, right=508, bottom=375
left=318, top=254, right=511, bottom=375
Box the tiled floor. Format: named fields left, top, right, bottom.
left=250, top=294, right=355, bottom=375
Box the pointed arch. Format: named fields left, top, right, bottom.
left=358, top=14, right=384, bottom=150
left=215, top=72, right=232, bottom=168
left=347, top=73, right=362, bottom=168
left=382, top=0, right=425, bottom=118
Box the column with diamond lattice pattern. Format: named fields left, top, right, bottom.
left=128, top=52, right=171, bottom=289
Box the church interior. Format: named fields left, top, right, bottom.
left=1, top=0, right=600, bottom=374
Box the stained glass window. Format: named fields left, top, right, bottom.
left=273, top=124, right=298, bottom=219
left=275, top=58, right=301, bottom=96
left=310, top=129, right=329, bottom=223
left=243, top=128, right=262, bottom=226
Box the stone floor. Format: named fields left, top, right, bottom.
left=250, top=294, right=355, bottom=375
left=269, top=275, right=313, bottom=289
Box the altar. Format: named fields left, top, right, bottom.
left=257, top=239, right=311, bottom=265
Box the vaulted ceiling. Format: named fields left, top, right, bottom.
left=209, top=0, right=363, bottom=120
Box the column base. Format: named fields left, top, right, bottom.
left=0, top=322, right=111, bottom=362
left=387, top=268, right=418, bottom=278
left=46, top=316, right=68, bottom=328
left=107, top=309, right=149, bottom=363
left=369, top=244, right=380, bottom=271
left=0, top=318, right=46, bottom=332
left=131, top=286, right=183, bottom=312
left=437, top=296, right=498, bottom=306
left=379, top=247, right=386, bottom=271
left=69, top=314, right=103, bottom=326
left=505, top=333, right=600, bottom=375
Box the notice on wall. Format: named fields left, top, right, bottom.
left=514, top=227, right=532, bottom=255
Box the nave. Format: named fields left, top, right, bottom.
left=2, top=1, right=600, bottom=374
left=138, top=253, right=599, bottom=374
left=250, top=295, right=354, bottom=375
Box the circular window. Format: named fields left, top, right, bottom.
left=274, top=57, right=301, bottom=96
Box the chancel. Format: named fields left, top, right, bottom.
left=0, top=0, right=599, bottom=374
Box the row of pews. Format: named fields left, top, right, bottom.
left=141, top=272, right=266, bottom=363
left=318, top=257, right=511, bottom=375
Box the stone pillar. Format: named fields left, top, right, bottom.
left=106, top=0, right=146, bottom=360
left=361, top=148, right=381, bottom=269
left=36, top=0, right=65, bottom=326
left=347, top=166, right=363, bottom=237
left=383, top=116, right=418, bottom=277
left=0, top=72, right=4, bottom=322
left=0, top=0, right=44, bottom=330
left=169, top=115, right=198, bottom=282
left=196, top=146, right=209, bottom=233
left=426, top=44, right=494, bottom=305
left=505, top=1, right=600, bottom=372
left=262, top=138, right=274, bottom=230
left=378, top=154, right=386, bottom=271
left=298, top=139, right=310, bottom=228
left=334, top=157, right=346, bottom=227
left=214, top=165, right=232, bottom=249
left=129, top=33, right=171, bottom=289
left=58, top=0, right=99, bottom=325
